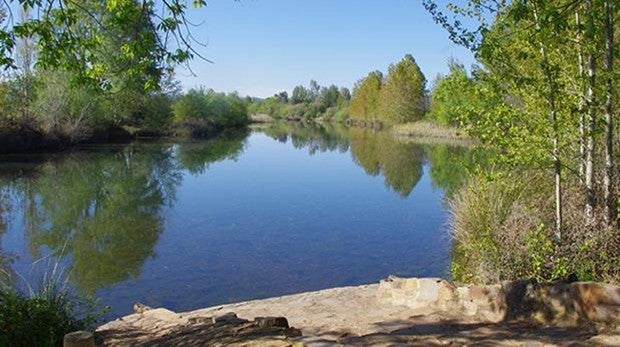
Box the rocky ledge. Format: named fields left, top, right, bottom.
left=95, top=277, right=620, bottom=346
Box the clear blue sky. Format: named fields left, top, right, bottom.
left=179, top=0, right=475, bottom=98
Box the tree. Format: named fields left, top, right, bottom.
left=349, top=71, right=383, bottom=121
left=308, top=80, right=321, bottom=102
left=275, top=91, right=289, bottom=104
left=0, top=0, right=208, bottom=91
left=429, top=59, right=476, bottom=126
left=291, top=86, right=309, bottom=104
left=379, top=54, right=427, bottom=124
left=602, top=0, right=616, bottom=224
left=317, top=85, right=340, bottom=112
left=339, top=87, right=351, bottom=102
left=423, top=0, right=619, bottom=235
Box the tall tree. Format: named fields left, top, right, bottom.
left=349, top=71, right=383, bottom=121
left=379, top=54, right=427, bottom=124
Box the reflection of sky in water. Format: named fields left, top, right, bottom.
left=0, top=125, right=468, bottom=320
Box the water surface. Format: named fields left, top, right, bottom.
left=0, top=123, right=472, bottom=319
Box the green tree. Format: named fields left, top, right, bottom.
left=349, top=71, right=383, bottom=121
left=1, top=0, right=207, bottom=91
left=172, top=88, right=249, bottom=137
left=379, top=54, right=427, bottom=124
left=317, top=85, right=340, bottom=112
left=429, top=59, right=477, bottom=126
left=291, top=86, right=309, bottom=104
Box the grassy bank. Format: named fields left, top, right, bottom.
left=391, top=121, right=472, bottom=142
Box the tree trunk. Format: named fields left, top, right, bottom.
left=603, top=0, right=616, bottom=224
left=576, top=11, right=587, bottom=179
left=533, top=3, right=562, bottom=240
left=584, top=0, right=596, bottom=225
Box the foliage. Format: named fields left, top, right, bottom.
left=379, top=54, right=427, bottom=124
left=249, top=81, right=350, bottom=122
left=0, top=264, right=103, bottom=347
left=349, top=71, right=383, bottom=122
left=425, top=0, right=618, bottom=282
left=0, top=0, right=207, bottom=91
left=428, top=60, right=477, bottom=126
left=172, top=88, right=249, bottom=137
left=349, top=54, right=427, bottom=125
left=450, top=171, right=620, bottom=284
left=31, top=70, right=105, bottom=140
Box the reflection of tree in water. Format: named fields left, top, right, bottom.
left=263, top=122, right=349, bottom=155
left=175, top=129, right=249, bottom=175
left=349, top=128, right=425, bottom=198
left=265, top=122, right=426, bottom=197
left=0, top=133, right=250, bottom=293
left=263, top=122, right=474, bottom=199
left=22, top=145, right=180, bottom=292
left=426, top=145, right=476, bottom=197
left=0, top=185, right=14, bottom=284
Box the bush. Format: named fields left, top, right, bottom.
left=172, top=89, right=249, bottom=135
left=0, top=265, right=103, bottom=347
left=32, top=70, right=104, bottom=140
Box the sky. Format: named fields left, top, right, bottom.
left=179, top=0, right=476, bottom=98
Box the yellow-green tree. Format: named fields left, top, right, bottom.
left=349, top=71, right=383, bottom=121
left=379, top=54, right=427, bottom=124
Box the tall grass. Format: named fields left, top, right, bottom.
left=0, top=257, right=104, bottom=347
left=392, top=121, right=472, bottom=141
left=450, top=170, right=620, bottom=284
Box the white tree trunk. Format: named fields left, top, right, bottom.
left=584, top=0, right=596, bottom=225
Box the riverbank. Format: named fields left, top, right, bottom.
left=392, top=121, right=472, bottom=142
left=96, top=277, right=620, bottom=346
left=0, top=125, right=135, bottom=154
left=0, top=123, right=250, bottom=155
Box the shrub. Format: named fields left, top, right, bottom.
left=172, top=89, right=249, bottom=136
left=0, top=264, right=103, bottom=347
left=32, top=70, right=104, bottom=140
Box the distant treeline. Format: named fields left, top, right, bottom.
left=249, top=54, right=463, bottom=128
left=248, top=80, right=351, bottom=122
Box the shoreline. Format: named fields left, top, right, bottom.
left=0, top=118, right=472, bottom=155
left=96, top=277, right=620, bottom=346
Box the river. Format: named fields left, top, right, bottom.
left=0, top=122, right=473, bottom=319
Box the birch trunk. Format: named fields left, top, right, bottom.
left=603, top=0, right=616, bottom=224
left=533, top=3, right=562, bottom=240
left=584, top=0, right=596, bottom=225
